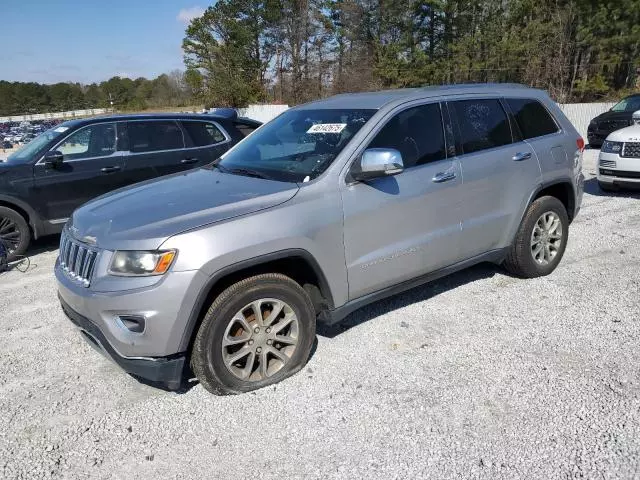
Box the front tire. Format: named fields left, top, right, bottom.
left=504, top=196, right=569, bottom=278
left=191, top=273, right=316, bottom=395
left=0, top=206, right=31, bottom=262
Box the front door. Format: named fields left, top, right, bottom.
left=31, top=122, right=127, bottom=222
left=341, top=102, right=464, bottom=300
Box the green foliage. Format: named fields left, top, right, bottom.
left=183, top=0, right=640, bottom=103
left=0, top=72, right=195, bottom=116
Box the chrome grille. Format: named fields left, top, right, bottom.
left=622, top=142, right=640, bottom=158
left=59, top=231, right=98, bottom=287
left=599, top=158, right=617, bottom=168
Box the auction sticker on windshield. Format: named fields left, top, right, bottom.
left=307, top=123, right=347, bottom=134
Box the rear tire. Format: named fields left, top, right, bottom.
left=598, top=181, right=618, bottom=193
left=504, top=196, right=569, bottom=278
left=0, top=206, right=30, bottom=262
left=191, top=273, right=316, bottom=395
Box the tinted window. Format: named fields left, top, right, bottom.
left=450, top=99, right=512, bottom=154
left=128, top=121, right=184, bottom=153
left=507, top=98, right=559, bottom=139
left=56, top=123, right=116, bottom=160
left=234, top=122, right=259, bottom=138
left=369, top=103, right=445, bottom=168
left=181, top=121, right=226, bottom=147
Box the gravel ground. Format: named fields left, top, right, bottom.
left=1, top=150, right=639, bottom=479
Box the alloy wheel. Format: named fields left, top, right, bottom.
left=0, top=216, right=21, bottom=254
left=221, top=298, right=299, bottom=382
left=530, top=211, right=563, bottom=266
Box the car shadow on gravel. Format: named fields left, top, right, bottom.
left=317, top=263, right=499, bottom=338
left=28, top=234, right=61, bottom=256
left=584, top=177, right=640, bottom=198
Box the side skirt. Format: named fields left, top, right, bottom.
left=320, top=248, right=508, bottom=326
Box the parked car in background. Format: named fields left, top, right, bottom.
left=0, top=112, right=261, bottom=260
left=588, top=94, right=640, bottom=147
left=597, top=110, right=640, bottom=191
left=55, top=84, right=584, bottom=394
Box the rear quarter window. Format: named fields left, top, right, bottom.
left=181, top=121, right=226, bottom=147
left=234, top=122, right=259, bottom=138
left=506, top=98, right=559, bottom=139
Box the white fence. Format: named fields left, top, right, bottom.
left=237, top=104, right=289, bottom=123
left=0, top=108, right=112, bottom=123
left=558, top=102, right=614, bottom=140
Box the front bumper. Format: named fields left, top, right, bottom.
left=59, top=295, right=186, bottom=390
left=597, top=151, right=640, bottom=187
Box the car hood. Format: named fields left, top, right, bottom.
left=592, top=110, right=632, bottom=124
left=70, top=167, right=299, bottom=251
left=606, top=124, right=640, bottom=142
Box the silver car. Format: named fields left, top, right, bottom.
left=56, top=84, right=585, bottom=394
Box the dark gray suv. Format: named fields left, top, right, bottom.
left=56, top=84, right=585, bottom=394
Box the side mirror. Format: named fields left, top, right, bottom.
left=633, top=110, right=640, bottom=125
left=44, top=150, right=64, bottom=169
left=352, top=148, right=404, bottom=181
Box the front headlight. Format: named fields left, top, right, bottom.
left=601, top=140, right=623, bottom=154
left=108, top=250, right=176, bottom=276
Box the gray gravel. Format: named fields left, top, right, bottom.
left=1, top=150, right=639, bottom=479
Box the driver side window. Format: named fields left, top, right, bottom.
left=56, top=123, right=116, bottom=160
left=368, top=103, right=446, bottom=169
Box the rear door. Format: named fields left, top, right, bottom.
left=31, top=122, right=127, bottom=222
left=121, top=120, right=187, bottom=184
left=341, top=101, right=464, bottom=300
left=448, top=98, right=540, bottom=258
left=504, top=97, right=567, bottom=185
left=179, top=120, right=231, bottom=166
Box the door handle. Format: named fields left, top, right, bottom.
left=512, top=151, right=532, bottom=161
left=100, top=166, right=121, bottom=174
left=432, top=171, right=456, bottom=183
left=181, top=157, right=198, bottom=165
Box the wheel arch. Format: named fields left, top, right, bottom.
left=178, top=249, right=334, bottom=353
left=0, top=195, right=43, bottom=238
left=528, top=179, right=576, bottom=222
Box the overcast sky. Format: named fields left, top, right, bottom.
left=0, top=0, right=208, bottom=84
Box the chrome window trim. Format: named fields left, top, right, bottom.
left=36, top=120, right=120, bottom=165
left=37, top=118, right=231, bottom=165
left=122, top=119, right=231, bottom=155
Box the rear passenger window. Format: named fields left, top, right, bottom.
left=128, top=121, right=184, bottom=153
left=368, top=103, right=446, bottom=168
left=449, top=99, right=512, bottom=154
left=181, top=121, right=226, bottom=147
left=506, top=98, right=559, bottom=139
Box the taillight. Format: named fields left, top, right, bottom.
left=577, top=137, right=585, bottom=152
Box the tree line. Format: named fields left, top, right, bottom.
left=0, top=71, right=195, bottom=116
left=182, top=0, right=640, bottom=107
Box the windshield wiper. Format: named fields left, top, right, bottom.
left=225, top=167, right=272, bottom=180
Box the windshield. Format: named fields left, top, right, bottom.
left=6, top=125, right=69, bottom=163
left=611, top=96, right=640, bottom=112
left=218, top=108, right=376, bottom=182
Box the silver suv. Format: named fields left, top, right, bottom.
left=56, top=84, right=585, bottom=395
